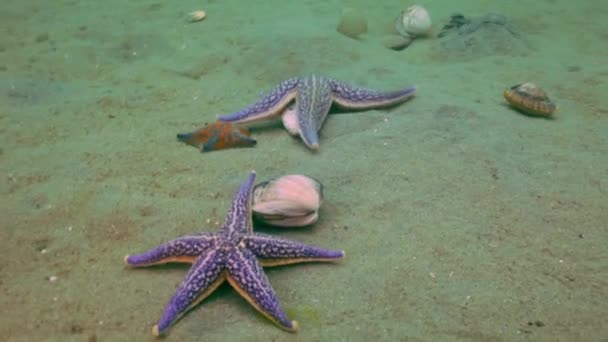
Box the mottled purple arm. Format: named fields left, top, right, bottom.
left=245, top=233, right=345, bottom=266
left=154, top=248, right=227, bottom=336
left=124, top=234, right=217, bottom=267
left=217, top=78, right=300, bottom=124
left=221, top=171, right=256, bottom=239
left=295, top=75, right=333, bottom=150
left=226, top=248, right=298, bottom=331
left=328, top=78, right=416, bottom=109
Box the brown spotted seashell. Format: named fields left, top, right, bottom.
left=503, top=82, right=557, bottom=117
left=252, top=174, right=323, bottom=227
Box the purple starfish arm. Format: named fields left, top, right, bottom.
left=296, top=75, right=333, bottom=150
left=153, top=248, right=227, bottom=336
left=328, top=78, right=416, bottom=109
left=217, top=78, right=299, bottom=124
left=245, top=234, right=345, bottom=266
left=124, top=234, right=217, bottom=267
left=222, top=171, right=256, bottom=241
left=226, top=247, right=298, bottom=332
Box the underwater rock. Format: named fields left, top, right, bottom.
left=437, top=13, right=528, bottom=60
left=336, top=8, right=368, bottom=40
left=382, top=34, right=413, bottom=50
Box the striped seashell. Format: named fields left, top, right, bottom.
left=503, top=82, right=557, bottom=117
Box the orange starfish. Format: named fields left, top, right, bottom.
left=177, top=121, right=256, bottom=152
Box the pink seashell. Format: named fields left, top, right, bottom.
left=252, top=174, right=323, bottom=227
left=281, top=104, right=300, bottom=136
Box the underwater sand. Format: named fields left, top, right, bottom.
left=1, top=0, right=607, bottom=341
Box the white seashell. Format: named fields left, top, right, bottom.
left=252, top=174, right=323, bottom=227
left=396, top=5, right=432, bottom=37
left=281, top=104, right=300, bottom=136
left=188, top=10, right=207, bottom=22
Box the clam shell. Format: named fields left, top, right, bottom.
left=252, top=174, right=323, bottom=227
left=281, top=104, right=300, bottom=136
left=395, top=5, right=432, bottom=37
left=503, top=82, right=556, bottom=117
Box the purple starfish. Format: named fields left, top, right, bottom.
left=217, top=74, right=416, bottom=150
left=124, top=171, right=345, bottom=336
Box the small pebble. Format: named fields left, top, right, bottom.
left=336, top=8, right=368, bottom=39
left=35, top=33, right=49, bottom=43
left=188, top=10, right=206, bottom=22
left=382, top=34, right=412, bottom=50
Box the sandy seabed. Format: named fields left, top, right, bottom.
left=1, top=1, right=607, bottom=341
